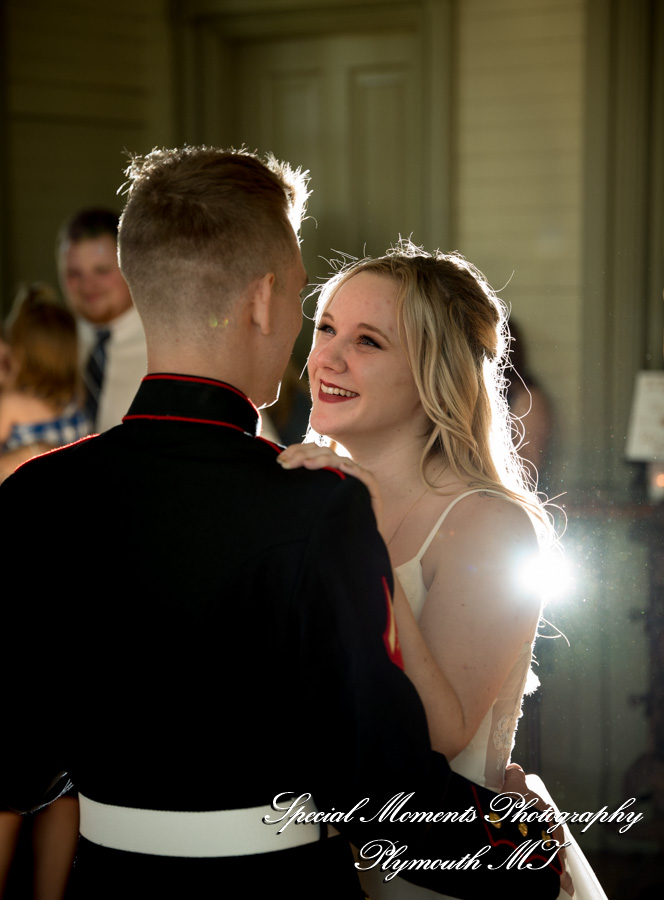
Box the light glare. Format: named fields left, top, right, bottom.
left=518, top=550, right=572, bottom=602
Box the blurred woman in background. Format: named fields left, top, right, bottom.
left=0, top=283, right=91, bottom=483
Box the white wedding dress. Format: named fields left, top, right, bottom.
left=359, top=490, right=608, bottom=900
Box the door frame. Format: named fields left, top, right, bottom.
left=172, top=0, right=454, bottom=251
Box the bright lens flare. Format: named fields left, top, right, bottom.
left=518, top=551, right=572, bottom=602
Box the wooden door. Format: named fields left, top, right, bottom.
left=177, top=0, right=451, bottom=360
left=233, top=30, right=423, bottom=292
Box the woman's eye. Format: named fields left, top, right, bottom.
left=316, top=323, right=335, bottom=335
left=359, top=335, right=380, bottom=348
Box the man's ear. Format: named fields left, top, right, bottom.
left=249, top=272, right=276, bottom=336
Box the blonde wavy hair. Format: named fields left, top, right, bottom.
left=311, top=240, right=551, bottom=535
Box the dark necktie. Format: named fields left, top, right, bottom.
left=84, top=328, right=111, bottom=428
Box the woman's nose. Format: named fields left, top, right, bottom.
left=312, top=335, right=347, bottom=371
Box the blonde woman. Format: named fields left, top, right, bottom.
left=279, top=241, right=603, bottom=900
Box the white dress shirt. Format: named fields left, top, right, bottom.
left=79, top=305, right=148, bottom=433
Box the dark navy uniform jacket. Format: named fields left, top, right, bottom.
left=0, top=374, right=561, bottom=898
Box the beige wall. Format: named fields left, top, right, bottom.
left=456, top=0, right=584, bottom=494
left=2, top=0, right=174, bottom=303
left=454, top=8, right=652, bottom=860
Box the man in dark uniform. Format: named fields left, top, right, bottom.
left=0, top=147, right=563, bottom=898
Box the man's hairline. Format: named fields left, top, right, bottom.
left=57, top=233, right=119, bottom=266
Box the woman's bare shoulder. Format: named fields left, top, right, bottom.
left=444, top=489, right=537, bottom=540
left=421, top=488, right=539, bottom=586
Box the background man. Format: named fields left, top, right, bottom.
left=1, top=147, right=562, bottom=899
left=57, top=208, right=147, bottom=432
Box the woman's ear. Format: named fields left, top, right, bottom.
left=249, top=272, right=276, bottom=336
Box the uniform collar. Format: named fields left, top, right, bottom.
left=124, top=373, right=261, bottom=437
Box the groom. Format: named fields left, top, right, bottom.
left=0, top=147, right=563, bottom=898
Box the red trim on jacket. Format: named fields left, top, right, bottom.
left=142, top=374, right=258, bottom=410
left=13, top=433, right=98, bottom=473
left=122, top=413, right=246, bottom=433
left=323, top=466, right=346, bottom=480
left=257, top=437, right=283, bottom=452
left=381, top=576, right=404, bottom=670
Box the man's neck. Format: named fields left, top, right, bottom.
left=145, top=343, right=258, bottom=407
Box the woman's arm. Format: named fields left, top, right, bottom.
left=278, top=445, right=541, bottom=761
left=406, top=494, right=541, bottom=758
left=390, top=576, right=466, bottom=753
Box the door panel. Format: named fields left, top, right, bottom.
left=234, top=32, right=422, bottom=292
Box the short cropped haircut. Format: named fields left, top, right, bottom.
left=117, top=146, right=310, bottom=335
left=57, top=208, right=120, bottom=250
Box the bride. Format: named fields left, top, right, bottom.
left=278, top=241, right=606, bottom=899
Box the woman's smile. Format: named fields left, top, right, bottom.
left=308, top=271, right=427, bottom=448
left=319, top=380, right=360, bottom=401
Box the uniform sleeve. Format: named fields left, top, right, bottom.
left=291, top=477, right=562, bottom=899
left=0, top=467, right=72, bottom=812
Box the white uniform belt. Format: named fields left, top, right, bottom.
left=78, top=794, right=321, bottom=858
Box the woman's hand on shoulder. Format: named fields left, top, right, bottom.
left=277, top=444, right=384, bottom=536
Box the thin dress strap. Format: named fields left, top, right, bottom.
left=414, top=488, right=503, bottom=562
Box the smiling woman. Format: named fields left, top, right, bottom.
left=309, top=271, right=428, bottom=454
left=279, top=239, right=607, bottom=900
left=303, top=243, right=551, bottom=783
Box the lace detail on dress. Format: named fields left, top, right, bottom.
left=493, top=712, right=519, bottom=776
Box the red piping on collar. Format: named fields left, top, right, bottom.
left=257, top=437, right=282, bottom=452
left=122, top=414, right=247, bottom=433
left=323, top=466, right=346, bottom=480
left=142, top=374, right=259, bottom=412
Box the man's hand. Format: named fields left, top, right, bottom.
left=504, top=764, right=574, bottom=896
